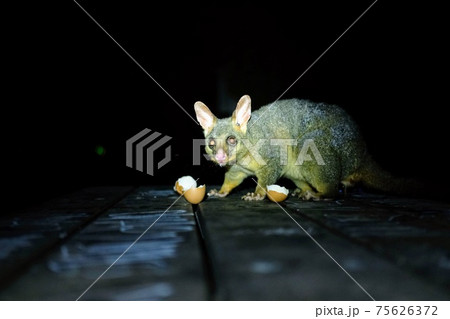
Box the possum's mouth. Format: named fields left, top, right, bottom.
left=215, top=157, right=231, bottom=167
left=209, top=154, right=237, bottom=167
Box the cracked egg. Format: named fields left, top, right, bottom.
left=174, top=176, right=197, bottom=194
left=174, top=176, right=205, bottom=204
left=266, top=185, right=289, bottom=202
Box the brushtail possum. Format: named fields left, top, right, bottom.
left=194, top=95, right=411, bottom=201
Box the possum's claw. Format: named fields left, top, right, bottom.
left=242, top=192, right=265, bottom=201
left=299, top=190, right=332, bottom=201
left=207, top=189, right=229, bottom=198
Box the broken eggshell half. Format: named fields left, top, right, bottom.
left=266, top=184, right=289, bottom=202
left=174, top=176, right=205, bottom=204
left=174, top=176, right=197, bottom=194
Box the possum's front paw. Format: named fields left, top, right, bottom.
left=292, top=188, right=321, bottom=201
left=298, top=190, right=332, bottom=201
left=241, top=192, right=265, bottom=201
left=300, top=190, right=320, bottom=201
left=207, top=189, right=229, bottom=198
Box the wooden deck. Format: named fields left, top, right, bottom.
left=1, top=186, right=449, bottom=300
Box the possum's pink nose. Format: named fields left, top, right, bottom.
left=215, top=149, right=227, bottom=163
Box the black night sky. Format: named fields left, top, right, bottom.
left=7, top=1, right=448, bottom=209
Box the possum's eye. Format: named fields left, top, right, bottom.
left=227, top=136, right=237, bottom=146
left=208, top=138, right=216, bottom=150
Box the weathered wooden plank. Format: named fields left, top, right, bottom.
left=197, top=188, right=449, bottom=300
left=0, top=186, right=133, bottom=288
left=284, top=193, right=450, bottom=297
left=0, top=187, right=207, bottom=300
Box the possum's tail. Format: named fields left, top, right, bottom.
left=351, top=155, right=424, bottom=196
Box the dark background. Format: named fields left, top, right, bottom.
left=7, top=1, right=448, bottom=210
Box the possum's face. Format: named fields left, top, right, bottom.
left=204, top=120, right=240, bottom=166
left=194, top=95, right=252, bottom=167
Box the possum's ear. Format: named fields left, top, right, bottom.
left=232, top=95, right=251, bottom=134
left=194, top=101, right=217, bottom=136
